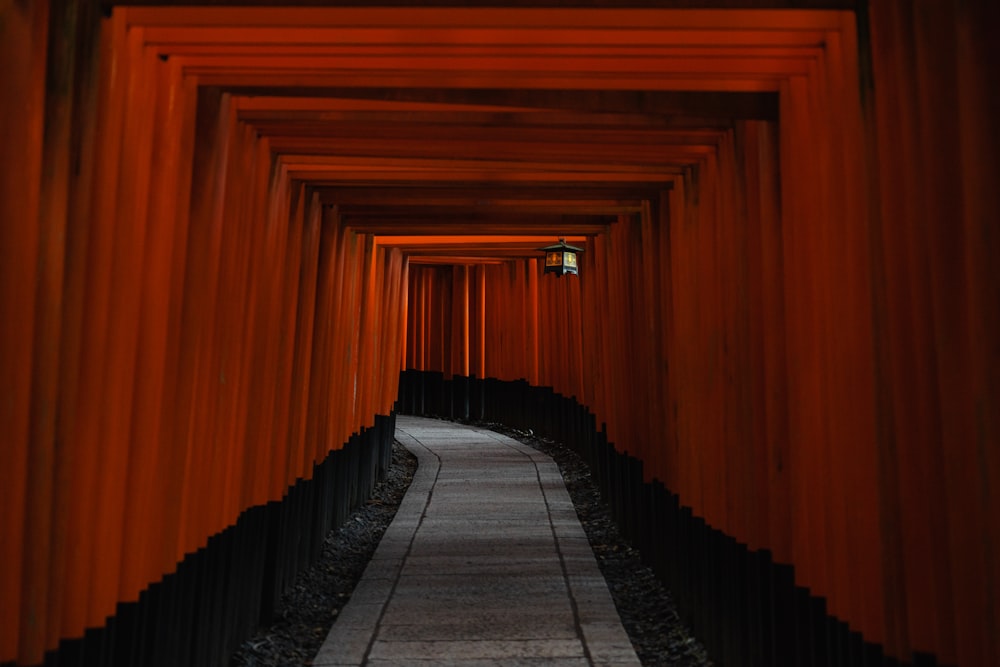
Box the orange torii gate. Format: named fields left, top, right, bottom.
left=1, top=3, right=998, bottom=666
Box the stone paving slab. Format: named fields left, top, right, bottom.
left=375, top=615, right=579, bottom=642
left=366, top=639, right=586, bottom=661
left=313, top=416, right=640, bottom=667
left=364, top=659, right=592, bottom=667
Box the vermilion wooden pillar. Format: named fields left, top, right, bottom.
left=451, top=265, right=471, bottom=379
left=1, top=3, right=49, bottom=663
left=3, top=3, right=998, bottom=665
left=867, top=3, right=1000, bottom=663
left=0, top=8, right=411, bottom=662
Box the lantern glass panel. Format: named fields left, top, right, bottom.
left=546, top=251, right=563, bottom=267
left=564, top=252, right=577, bottom=268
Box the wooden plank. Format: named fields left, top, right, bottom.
left=1, top=1, right=49, bottom=662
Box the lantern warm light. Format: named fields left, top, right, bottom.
left=538, top=239, right=584, bottom=277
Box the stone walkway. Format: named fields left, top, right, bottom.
left=314, top=415, right=641, bottom=666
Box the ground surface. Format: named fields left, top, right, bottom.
left=230, top=422, right=711, bottom=667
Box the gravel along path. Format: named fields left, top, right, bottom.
left=230, top=423, right=711, bottom=667
left=229, top=441, right=417, bottom=667
left=485, top=422, right=713, bottom=667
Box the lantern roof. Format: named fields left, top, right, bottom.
left=537, top=238, right=585, bottom=253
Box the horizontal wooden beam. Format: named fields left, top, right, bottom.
left=376, top=234, right=591, bottom=262
left=230, top=88, right=778, bottom=120
left=341, top=202, right=643, bottom=215
left=118, top=2, right=856, bottom=11
left=320, top=184, right=664, bottom=199
left=342, top=215, right=611, bottom=236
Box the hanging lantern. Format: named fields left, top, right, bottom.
left=538, top=238, right=584, bottom=277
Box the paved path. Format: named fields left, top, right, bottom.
left=314, top=416, right=641, bottom=666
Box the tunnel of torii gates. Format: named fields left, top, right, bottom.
left=1, top=1, right=998, bottom=666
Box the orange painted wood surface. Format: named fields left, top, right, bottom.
left=0, top=8, right=407, bottom=664
left=1, top=3, right=997, bottom=666
left=1, top=3, right=49, bottom=662
left=398, top=7, right=998, bottom=665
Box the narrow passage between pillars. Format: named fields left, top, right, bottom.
left=315, top=416, right=639, bottom=666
